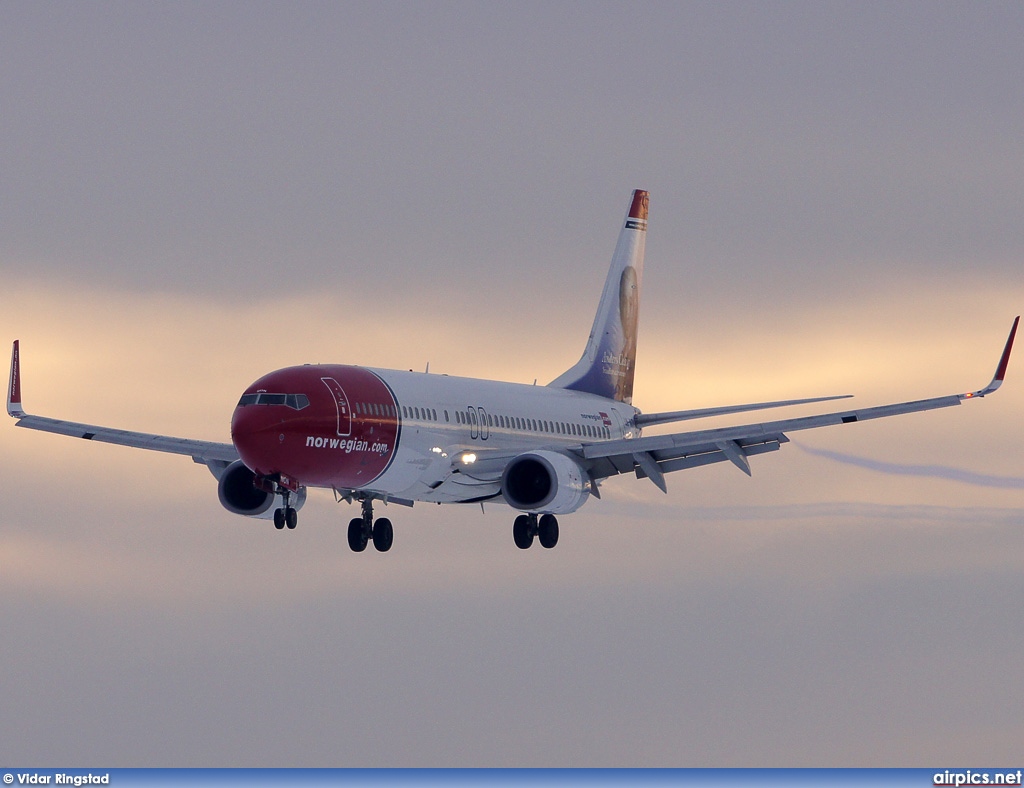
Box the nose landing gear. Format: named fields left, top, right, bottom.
left=270, top=484, right=299, bottom=530
left=273, top=506, right=298, bottom=530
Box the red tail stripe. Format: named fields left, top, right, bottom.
left=628, top=190, right=649, bottom=221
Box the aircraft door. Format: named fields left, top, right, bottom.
left=320, top=377, right=352, bottom=437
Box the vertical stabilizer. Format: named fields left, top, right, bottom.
left=549, top=189, right=648, bottom=403
left=8, top=340, right=25, bottom=418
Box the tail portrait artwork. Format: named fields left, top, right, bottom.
left=550, top=189, right=648, bottom=404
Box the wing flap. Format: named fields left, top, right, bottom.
left=584, top=389, right=986, bottom=485
left=633, top=437, right=785, bottom=480
left=585, top=393, right=963, bottom=468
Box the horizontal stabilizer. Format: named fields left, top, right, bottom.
left=635, top=394, right=853, bottom=428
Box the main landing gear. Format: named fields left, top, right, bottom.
left=513, top=513, right=559, bottom=549
left=347, top=497, right=394, bottom=553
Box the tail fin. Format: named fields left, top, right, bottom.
left=549, top=189, right=648, bottom=403
left=8, top=340, right=25, bottom=418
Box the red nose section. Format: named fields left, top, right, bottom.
left=232, top=365, right=400, bottom=489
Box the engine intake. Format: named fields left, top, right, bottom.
left=501, top=450, right=591, bottom=514
left=217, top=459, right=306, bottom=520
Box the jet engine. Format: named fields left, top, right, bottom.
left=216, top=459, right=306, bottom=520
left=501, top=450, right=591, bottom=514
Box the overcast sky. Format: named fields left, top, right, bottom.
left=2, top=1, right=1023, bottom=767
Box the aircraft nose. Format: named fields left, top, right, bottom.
left=231, top=401, right=285, bottom=474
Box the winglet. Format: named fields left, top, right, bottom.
left=7, top=340, right=25, bottom=418
left=961, top=316, right=1018, bottom=400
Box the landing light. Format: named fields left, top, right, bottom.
left=461, top=453, right=477, bottom=465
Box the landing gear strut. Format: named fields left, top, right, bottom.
left=513, top=513, right=559, bottom=549
left=347, top=497, right=393, bottom=553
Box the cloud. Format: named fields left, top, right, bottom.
left=795, top=442, right=1024, bottom=490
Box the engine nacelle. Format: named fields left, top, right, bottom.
left=217, top=459, right=307, bottom=520
left=501, top=450, right=591, bottom=514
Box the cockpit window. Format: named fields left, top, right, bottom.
left=237, top=392, right=310, bottom=410
left=287, top=394, right=310, bottom=410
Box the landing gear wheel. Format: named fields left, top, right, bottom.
left=285, top=507, right=298, bottom=529
left=274, top=508, right=286, bottom=530
left=538, top=514, right=559, bottom=549
left=348, top=517, right=368, bottom=552
left=513, top=514, right=534, bottom=549
left=372, top=518, right=394, bottom=552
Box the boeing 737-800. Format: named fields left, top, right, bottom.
left=7, top=190, right=1018, bottom=551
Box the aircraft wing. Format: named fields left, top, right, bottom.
left=583, top=317, right=1019, bottom=492
left=7, top=341, right=238, bottom=467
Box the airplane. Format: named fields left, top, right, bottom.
left=6, top=190, right=1019, bottom=552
